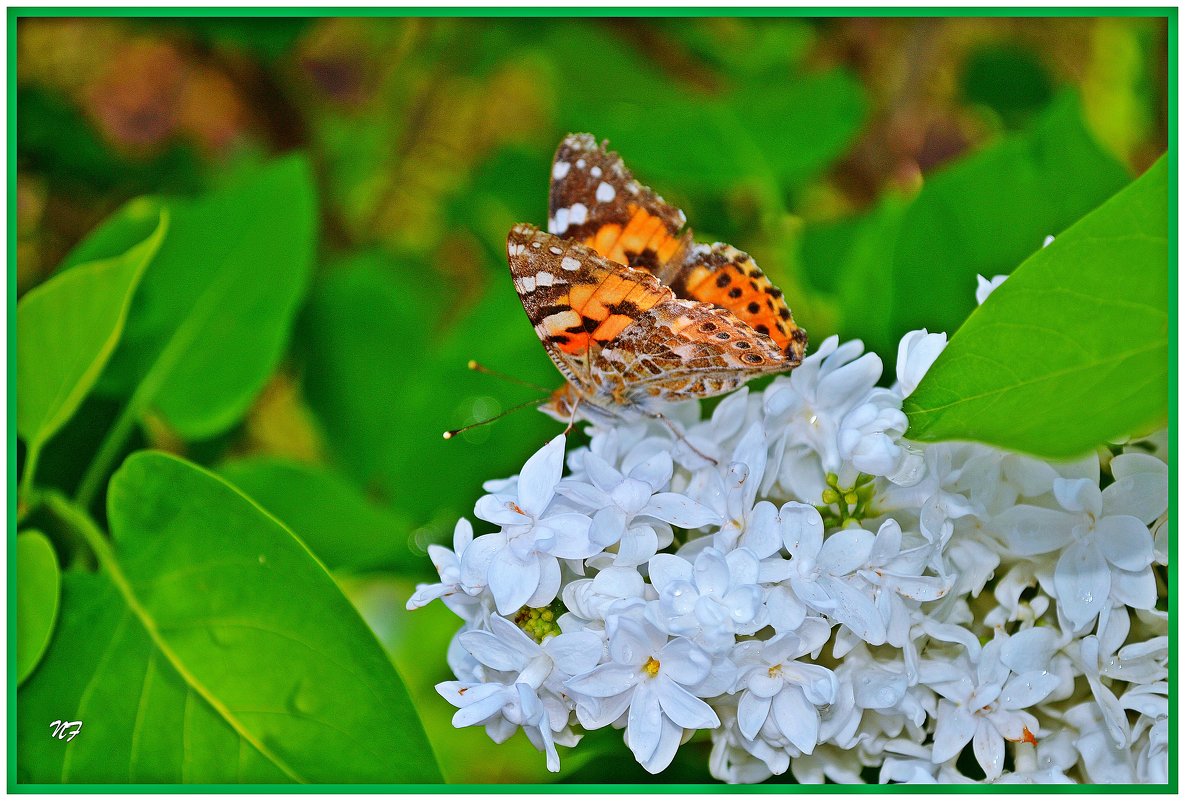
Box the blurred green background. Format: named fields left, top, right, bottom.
left=15, top=14, right=1168, bottom=784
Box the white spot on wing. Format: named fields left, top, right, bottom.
left=553, top=208, right=569, bottom=234
left=536, top=271, right=559, bottom=287
left=549, top=246, right=563, bottom=255
left=560, top=256, right=581, bottom=271
left=515, top=275, right=536, bottom=292
left=552, top=161, right=571, bottom=180
left=508, top=242, right=525, bottom=257
left=590, top=166, right=602, bottom=178
left=569, top=203, right=588, bottom=225
left=576, top=158, right=586, bottom=169
left=596, top=181, right=616, bottom=203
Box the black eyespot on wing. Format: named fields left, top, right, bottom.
left=715, top=273, right=732, bottom=288
left=746, top=301, right=761, bottom=314
left=735, top=341, right=751, bottom=349
left=715, top=332, right=730, bottom=340
left=698, top=321, right=718, bottom=333
left=754, top=324, right=770, bottom=336
left=728, top=287, right=743, bottom=299
left=742, top=353, right=763, bottom=363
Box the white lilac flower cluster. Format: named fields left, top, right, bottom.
left=408, top=275, right=1169, bottom=784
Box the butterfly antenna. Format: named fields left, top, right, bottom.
left=443, top=395, right=549, bottom=440
left=467, top=360, right=551, bottom=394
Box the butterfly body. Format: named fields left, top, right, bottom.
left=509, top=134, right=807, bottom=425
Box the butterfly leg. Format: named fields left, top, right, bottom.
left=562, top=396, right=582, bottom=436
left=651, top=412, right=718, bottom=466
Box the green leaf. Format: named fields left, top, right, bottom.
left=17, top=216, right=166, bottom=456
left=217, top=457, right=419, bottom=574
left=297, top=259, right=557, bottom=527
left=19, top=455, right=441, bottom=783
left=16, top=531, right=61, bottom=685
left=63, top=156, right=317, bottom=440
left=801, top=93, right=1131, bottom=364
left=904, top=154, right=1168, bottom=457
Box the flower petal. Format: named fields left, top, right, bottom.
left=627, top=682, right=663, bottom=765
left=818, top=528, right=874, bottom=575
left=659, top=637, right=712, bottom=687
left=628, top=449, right=674, bottom=492
left=973, top=722, right=1005, bottom=781
left=546, top=630, right=605, bottom=676
left=488, top=548, right=541, bottom=615
left=643, top=493, right=722, bottom=528
left=641, top=716, right=684, bottom=774
left=525, top=554, right=561, bottom=608
left=737, top=690, right=772, bottom=741
left=992, top=505, right=1076, bottom=556
left=657, top=675, right=719, bottom=729
left=1053, top=541, right=1109, bottom=630
left=780, top=502, right=824, bottom=558
left=519, top=435, right=566, bottom=515
left=458, top=532, right=505, bottom=593
left=649, top=553, right=693, bottom=593
left=537, top=513, right=597, bottom=559
left=1095, top=514, right=1154, bottom=572
left=824, top=577, right=886, bottom=645
left=566, top=663, right=640, bottom=698
left=772, top=685, right=820, bottom=754
left=474, top=493, right=529, bottom=526
left=1104, top=453, right=1167, bottom=523
left=930, top=701, right=977, bottom=763
left=694, top=548, right=732, bottom=597
left=616, top=525, right=659, bottom=567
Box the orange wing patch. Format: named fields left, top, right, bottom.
left=582, top=204, right=689, bottom=274
left=507, top=224, right=673, bottom=361
left=674, top=244, right=807, bottom=361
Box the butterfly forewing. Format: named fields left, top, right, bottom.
left=549, top=133, right=692, bottom=275
left=507, top=223, right=673, bottom=387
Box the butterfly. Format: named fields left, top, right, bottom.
left=507, top=133, right=807, bottom=428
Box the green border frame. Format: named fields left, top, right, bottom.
left=7, top=5, right=1178, bottom=794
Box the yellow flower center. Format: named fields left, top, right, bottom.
left=643, top=656, right=661, bottom=678
left=768, top=663, right=784, bottom=679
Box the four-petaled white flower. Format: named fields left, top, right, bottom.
left=462, top=435, right=599, bottom=614
left=565, top=613, right=725, bottom=773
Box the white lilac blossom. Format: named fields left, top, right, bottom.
left=409, top=287, right=1169, bottom=783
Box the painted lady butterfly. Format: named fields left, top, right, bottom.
left=508, top=133, right=807, bottom=427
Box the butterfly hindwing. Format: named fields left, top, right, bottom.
left=669, top=243, right=807, bottom=362
left=600, top=298, right=789, bottom=404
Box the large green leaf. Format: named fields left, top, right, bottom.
left=217, top=457, right=419, bottom=575
left=904, top=155, right=1168, bottom=457
left=16, top=531, right=61, bottom=685
left=17, top=217, right=166, bottom=458
left=800, top=93, right=1131, bottom=364
left=19, top=454, right=441, bottom=784
left=297, top=257, right=557, bottom=528
left=62, top=156, right=317, bottom=440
